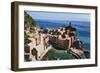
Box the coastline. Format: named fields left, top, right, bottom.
left=24, top=11, right=90, bottom=61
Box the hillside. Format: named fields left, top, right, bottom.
left=24, top=11, right=39, bottom=46
left=24, top=11, right=38, bottom=28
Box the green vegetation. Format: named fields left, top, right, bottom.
left=24, top=32, right=31, bottom=46
left=24, top=11, right=39, bottom=46
left=24, top=11, right=38, bottom=28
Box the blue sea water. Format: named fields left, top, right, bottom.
left=36, top=20, right=90, bottom=51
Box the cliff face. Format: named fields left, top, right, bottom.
left=24, top=11, right=40, bottom=46
left=24, top=11, right=37, bottom=29
left=24, top=11, right=44, bottom=61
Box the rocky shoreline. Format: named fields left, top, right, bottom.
left=24, top=12, right=89, bottom=61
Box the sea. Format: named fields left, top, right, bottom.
left=36, top=20, right=90, bottom=58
